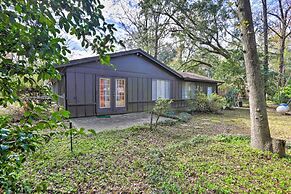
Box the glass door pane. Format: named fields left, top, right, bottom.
left=116, top=79, right=125, bottom=107
left=100, top=78, right=111, bottom=108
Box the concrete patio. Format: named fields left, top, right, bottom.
left=70, top=112, right=173, bottom=132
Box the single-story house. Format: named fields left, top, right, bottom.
left=54, top=49, right=223, bottom=117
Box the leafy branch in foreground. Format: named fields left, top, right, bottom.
left=0, top=0, right=119, bottom=192
left=0, top=106, right=70, bottom=192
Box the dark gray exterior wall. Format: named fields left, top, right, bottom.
left=57, top=53, right=217, bottom=117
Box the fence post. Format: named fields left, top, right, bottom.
left=69, top=121, right=73, bottom=153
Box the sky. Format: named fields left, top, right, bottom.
left=66, top=0, right=136, bottom=60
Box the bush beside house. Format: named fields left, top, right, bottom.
left=186, top=93, right=226, bottom=114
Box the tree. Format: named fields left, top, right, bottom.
left=236, top=0, right=272, bottom=151
left=0, top=0, right=119, bottom=192
left=150, top=98, right=173, bottom=130
left=268, top=0, right=291, bottom=87
left=149, top=0, right=249, bottom=96
left=118, top=0, right=170, bottom=59
left=262, top=0, right=269, bottom=89
left=158, top=0, right=242, bottom=61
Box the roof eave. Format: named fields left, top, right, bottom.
left=183, top=77, right=224, bottom=84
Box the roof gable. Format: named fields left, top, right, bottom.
left=56, top=49, right=222, bottom=84
left=56, top=49, right=182, bottom=78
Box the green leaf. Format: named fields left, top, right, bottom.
left=78, top=128, right=85, bottom=135
left=64, top=23, right=70, bottom=33
left=98, top=4, right=105, bottom=9
left=24, top=111, right=31, bottom=117
left=100, top=54, right=110, bottom=65
left=88, top=129, right=97, bottom=136
left=15, top=4, right=22, bottom=12
left=61, top=110, right=70, bottom=118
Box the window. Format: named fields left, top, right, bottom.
left=99, top=78, right=111, bottom=108
left=196, top=84, right=203, bottom=92
left=116, top=79, right=126, bottom=107
left=152, top=79, right=170, bottom=100
left=182, top=82, right=196, bottom=99
left=182, top=82, right=191, bottom=99
left=207, top=87, right=213, bottom=96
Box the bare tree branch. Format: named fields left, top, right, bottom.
left=178, top=58, right=214, bottom=70
left=268, top=26, right=283, bottom=38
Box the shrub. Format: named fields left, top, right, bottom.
left=195, top=93, right=209, bottom=112
left=208, top=94, right=227, bottom=113
left=150, top=98, right=173, bottom=129
left=225, top=88, right=239, bottom=108
left=186, top=93, right=209, bottom=113
left=186, top=93, right=226, bottom=113
left=177, top=112, right=192, bottom=122
left=158, top=119, right=177, bottom=126
left=163, top=110, right=176, bottom=118
left=273, top=85, right=291, bottom=104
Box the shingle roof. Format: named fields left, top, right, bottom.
left=179, top=72, right=223, bottom=83
left=56, top=48, right=223, bottom=84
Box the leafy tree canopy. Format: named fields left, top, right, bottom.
left=0, top=0, right=121, bottom=106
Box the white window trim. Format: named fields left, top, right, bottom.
left=115, top=79, right=126, bottom=107
left=152, top=79, right=170, bottom=100
left=99, top=78, right=111, bottom=109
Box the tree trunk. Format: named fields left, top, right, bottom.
left=262, top=0, right=269, bottom=90
left=178, top=39, right=184, bottom=64
left=150, top=111, right=153, bottom=130
left=278, top=33, right=286, bottom=87
left=237, top=0, right=272, bottom=151
left=154, top=115, right=160, bottom=130
left=272, top=138, right=286, bottom=157
left=144, top=13, right=149, bottom=53
left=154, top=19, right=159, bottom=59
left=275, top=0, right=288, bottom=87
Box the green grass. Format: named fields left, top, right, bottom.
left=192, top=108, right=291, bottom=140
left=19, top=109, right=291, bottom=193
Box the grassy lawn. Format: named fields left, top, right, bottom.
left=19, top=108, right=291, bottom=193
left=192, top=108, right=291, bottom=141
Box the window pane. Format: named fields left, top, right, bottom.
left=160, top=80, right=165, bottom=98
left=100, top=78, right=110, bottom=108
left=182, top=82, right=192, bottom=99
left=207, top=87, right=213, bottom=96
left=152, top=79, right=157, bottom=100
left=152, top=79, right=170, bottom=100
left=182, top=82, right=186, bottom=99
left=165, top=81, right=170, bottom=99
left=157, top=80, right=161, bottom=99
left=191, top=83, right=196, bottom=97
left=116, top=79, right=126, bottom=107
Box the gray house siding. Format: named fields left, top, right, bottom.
left=63, top=54, right=180, bottom=117
left=56, top=51, right=220, bottom=118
